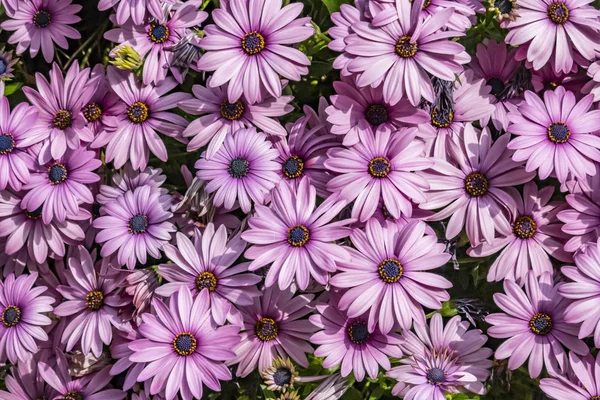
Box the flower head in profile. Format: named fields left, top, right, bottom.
left=129, top=286, right=240, bottom=400
left=387, top=313, right=493, bottom=398
left=197, top=0, right=314, bottom=103
left=486, top=272, right=588, bottom=378
left=0, top=47, right=18, bottom=79
left=507, top=87, right=600, bottom=183
left=540, top=352, right=600, bottom=400
left=195, top=128, right=280, bottom=213
left=330, top=219, right=451, bottom=334
left=230, top=285, right=316, bottom=377
left=1, top=0, right=81, bottom=62
left=157, top=224, right=261, bottom=326
left=243, top=178, right=352, bottom=290
left=98, top=0, right=172, bottom=25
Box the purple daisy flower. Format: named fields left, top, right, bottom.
left=421, top=124, right=535, bottom=247
left=0, top=273, right=54, bottom=364
left=330, top=219, right=452, bottom=334
left=195, top=127, right=280, bottom=214
left=469, top=40, right=522, bottom=131
left=370, top=198, right=435, bottom=235
left=0, top=95, right=40, bottom=192
left=486, top=272, right=588, bottom=378
left=325, top=75, right=429, bottom=146
left=94, top=185, right=175, bottom=269
left=129, top=286, right=240, bottom=400
left=0, top=0, right=81, bottom=63
left=229, top=285, right=316, bottom=377
left=507, top=87, right=600, bottom=183
left=329, top=3, right=366, bottom=76
left=325, top=125, right=431, bottom=222
left=99, top=67, right=190, bottom=171
left=178, top=78, right=293, bottom=156
left=582, top=61, right=600, bottom=102
left=504, top=0, right=600, bottom=73
left=1, top=0, right=20, bottom=16
left=197, top=0, right=314, bottom=104
left=104, top=3, right=207, bottom=85
left=0, top=47, right=18, bottom=80
left=558, top=174, right=600, bottom=252
left=309, top=296, right=403, bottom=382
left=21, top=147, right=101, bottom=224
left=242, top=177, right=353, bottom=290
left=157, top=224, right=261, bottom=326
left=344, top=0, right=470, bottom=106
left=0, top=190, right=86, bottom=264
left=540, top=352, right=600, bottom=400
left=23, top=62, right=100, bottom=163
left=110, top=329, right=148, bottom=391
left=96, top=164, right=170, bottom=207
left=39, top=351, right=126, bottom=400
left=98, top=0, right=170, bottom=25
left=53, top=246, right=130, bottom=357
left=387, top=313, right=493, bottom=398
left=531, top=64, right=588, bottom=94
left=468, top=181, right=572, bottom=285
left=0, top=352, right=58, bottom=400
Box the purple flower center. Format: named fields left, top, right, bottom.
left=368, top=157, right=391, bottom=178
left=32, top=9, right=51, bottom=28
left=85, top=291, right=104, bottom=311
left=273, top=367, right=293, bottom=386
left=241, top=31, right=266, bottom=55
left=529, top=312, right=552, bottom=335
left=149, top=23, right=170, bottom=44
left=486, top=77, right=506, bottom=98
left=0, top=133, right=15, bottom=155
left=48, top=163, right=68, bottom=185
left=548, top=2, right=569, bottom=24
left=26, top=206, right=43, bottom=220
left=53, top=109, right=72, bottom=130
left=513, top=215, right=537, bottom=239
left=431, top=107, right=454, bottom=128
left=62, top=392, right=84, bottom=400
left=128, top=214, right=148, bottom=234
left=347, top=321, right=370, bottom=344
left=365, top=104, right=389, bottom=126
left=1, top=305, right=21, bottom=327
left=426, top=367, right=446, bottom=385
left=287, top=225, right=310, bottom=247
left=196, top=271, right=217, bottom=292
left=0, top=59, right=7, bottom=75
left=381, top=204, right=396, bottom=221
left=128, top=102, right=149, bottom=124
left=173, top=332, right=197, bottom=356
left=547, top=122, right=570, bottom=144
left=83, top=102, right=103, bottom=123
left=378, top=258, right=403, bottom=284
left=283, top=155, right=305, bottom=179
left=228, top=157, right=250, bottom=178
left=395, top=36, right=417, bottom=59
left=220, top=99, right=245, bottom=120
left=464, top=172, right=488, bottom=197
left=255, top=317, right=279, bottom=342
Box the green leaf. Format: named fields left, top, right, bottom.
left=2, top=82, right=22, bottom=96
left=368, top=386, right=385, bottom=400
left=320, top=0, right=350, bottom=14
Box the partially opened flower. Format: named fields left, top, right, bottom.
left=486, top=272, right=588, bottom=378
left=157, top=224, right=261, bottom=326
left=98, top=0, right=170, bottom=25
left=330, top=219, right=451, bottom=334
left=0, top=47, right=18, bottom=79
left=197, top=0, right=314, bottom=103
left=0, top=0, right=81, bottom=63
left=558, top=174, right=600, bottom=252
left=129, top=286, right=240, bottom=400
left=0, top=273, right=54, bottom=364
left=243, top=178, right=353, bottom=290
left=540, top=352, right=600, bottom=400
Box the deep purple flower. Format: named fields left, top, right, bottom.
left=558, top=174, right=600, bottom=252
left=129, top=286, right=240, bottom=400
left=242, top=177, right=352, bottom=290
left=229, top=285, right=316, bottom=377
left=178, top=78, right=292, bottom=156
left=486, top=272, right=588, bottom=378
left=0, top=273, right=54, bottom=364
left=0, top=0, right=81, bottom=63
left=98, top=0, right=170, bottom=25
left=195, top=127, right=280, bottom=213
left=197, top=0, right=314, bottom=103
left=157, top=224, right=261, bottom=326
left=330, top=219, right=451, bottom=334
left=94, top=185, right=175, bottom=269
left=531, top=64, right=588, bottom=94
left=540, top=352, right=600, bottom=400
left=0, top=352, right=58, bottom=400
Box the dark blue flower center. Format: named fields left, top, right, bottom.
left=1, top=305, right=21, bottom=327
left=242, top=31, right=266, bottom=55
left=548, top=2, right=569, bottom=24
left=62, top=392, right=84, bottom=400
left=464, top=172, right=488, bottom=197
left=486, top=77, right=506, bottom=98
left=431, top=107, right=454, bottom=128
left=48, top=163, right=67, bottom=184
left=493, top=0, right=515, bottom=14
left=368, top=157, right=391, bottom=178
left=365, top=104, right=388, bottom=126
left=513, top=215, right=537, bottom=239
left=85, top=291, right=104, bottom=311
left=530, top=312, right=552, bottom=335
left=347, top=321, right=369, bottom=344
left=149, top=23, right=170, bottom=44
left=283, top=155, right=304, bottom=179
left=0, top=58, right=7, bottom=75
left=220, top=100, right=245, bottom=120
left=128, top=214, right=148, bottom=234
left=378, top=258, right=403, bottom=283
left=287, top=225, right=309, bottom=247
left=273, top=367, right=293, bottom=386
left=33, top=9, right=51, bottom=28
left=27, top=206, right=43, bottom=220
left=128, top=102, right=149, bottom=124
left=547, top=122, right=570, bottom=143
left=227, top=157, right=249, bottom=178
left=0, top=133, right=15, bottom=154
left=255, top=317, right=279, bottom=342
left=427, top=367, right=446, bottom=385
left=173, top=332, right=197, bottom=356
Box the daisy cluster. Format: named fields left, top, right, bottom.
left=0, top=0, right=599, bottom=399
